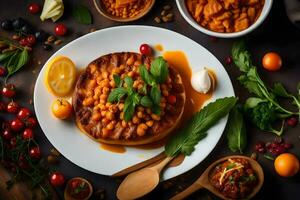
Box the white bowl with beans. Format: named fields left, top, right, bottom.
left=176, top=0, right=273, bottom=38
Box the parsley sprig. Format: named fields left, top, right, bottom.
left=108, top=57, right=169, bottom=121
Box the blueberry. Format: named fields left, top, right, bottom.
left=35, top=30, right=48, bottom=42
left=21, top=24, right=33, bottom=34
left=12, top=18, right=26, bottom=30
left=43, top=44, right=52, bottom=51
left=1, top=19, right=13, bottom=30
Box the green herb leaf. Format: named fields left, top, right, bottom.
left=107, top=88, right=127, bottom=103
left=113, top=74, right=122, bottom=87
left=272, top=82, right=291, bottom=98
left=72, top=5, right=92, bottom=24
left=0, top=51, right=15, bottom=63
left=244, top=97, right=266, bottom=109
left=226, top=163, right=236, bottom=170
left=124, top=96, right=135, bottom=122
left=226, top=106, right=247, bottom=153
left=138, top=84, right=147, bottom=95
left=165, top=97, right=237, bottom=157
left=139, top=65, right=155, bottom=85
left=124, top=76, right=133, bottom=89
left=232, top=41, right=252, bottom=73
left=150, top=85, right=161, bottom=105
left=150, top=57, right=169, bottom=83
left=140, top=96, right=153, bottom=107
left=152, top=105, right=161, bottom=115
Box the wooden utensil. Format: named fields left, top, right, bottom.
left=170, top=155, right=264, bottom=200
left=117, top=156, right=174, bottom=200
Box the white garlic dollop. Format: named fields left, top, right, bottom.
left=191, top=68, right=211, bottom=94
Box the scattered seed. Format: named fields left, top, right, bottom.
left=12, top=35, right=20, bottom=41
left=93, top=188, right=106, bottom=200
left=161, top=10, right=167, bottom=16
left=47, top=35, right=56, bottom=43
left=162, top=16, right=169, bottom=23
left=32, top=70, right=36, bottom=74
left=37, top=61, right=42, bottom=65
left=47, top=155, right=58, bottom=164
left=154, top=17, right=161, bottom=23
left=54, top=39, right=62, bottom=45
left=166, top=13, right=174, bottom=19
left=163, top=5, right=172, bottom=11
left=250, top=152, right=257, bottom=160
left=89, top=28, right=97, bottom=33
left=50, top=148, right=60, bottom=157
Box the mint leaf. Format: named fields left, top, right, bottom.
left=139, top=65, right=155, bottom=85
left=72, top=5, right=92, bottom=25
left=165, top=97, right=237, bottom=157
left=113, top=74, right=122, bottom=87
left=150, top=57, right=169, bottom=83
left=226, top=106, right=247, bottom=153
left=140, top=96, right=153, bottom=107
left=108, top=88, right=127, bottom=103
left=124, top=96, right=135, bottom=122
left=150, top=85, right=161, bottom=105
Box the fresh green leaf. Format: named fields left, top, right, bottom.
left=124, top=76, right=133, bottom=88
left=238, top=75, right=264, bottom=98
left=165, top=97, right=237, bottom=157
left=272, top=83, right=291, bottom=98
left=140, top=96, right=153, bottom=107
left=107, top=88, right=127, bottom=103
left=244, top=97, right=266, bottom=109
left=152, top=105, right=161, bottom=115
left=72, top=5, right=92, bottom=24
left=138, top=84, right=147, bottom=95
left=124, top=96, right=135, bottom=121
left=226, top=163, right=236, bottom=170
left=226, top=106, right=247, bottom=153
left=7, top=49, right=29, bottom=78
left=132, top=93, right=141, bottom=105
left=0, top=51, right=15, bottom=63
left=150, top=85, right=161, bottom=105
left=232, top=41, right=252, bottom=73
left=150, top=57, right=169, bottom=83
left=139, top=65, right=155, bottom=85
left=113, top=74, right=122, bottom=87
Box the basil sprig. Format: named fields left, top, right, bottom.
left=72, top=5, right=92, bottom=25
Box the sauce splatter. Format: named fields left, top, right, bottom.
left=100, top=143, right=126, bottom=154
left=154, top=44, right=164, bottom=52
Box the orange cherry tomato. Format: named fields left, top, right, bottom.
left=274, top=153, right=299, bottom=177
left=51, top=99, right=72, bottom=119
left=262, top=52, right=282, bottom=71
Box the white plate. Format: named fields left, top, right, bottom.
left=34, top=26, right=234, bottom=180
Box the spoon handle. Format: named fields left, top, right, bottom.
left=150, top=156, right=174, bottom=173
left=170, top=182, right=203, bottom=200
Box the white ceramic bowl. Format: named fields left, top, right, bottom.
left=176, top=0, right=273, bottom=38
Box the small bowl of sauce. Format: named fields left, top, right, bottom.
left=64, top=177, right=93, bottom=200
left=93, top=0, right=156, bottom=22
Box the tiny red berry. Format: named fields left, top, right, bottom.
left=2, top=130, right=12, bottom=140
left=50, top=172, right=65, bottom=186
left=167, top=95, right=177, bottom=105
left=28, top=3, right=41, bottom=14
left=139, top=44, right=152, bottom=56
left=26, top=35, right=36, bottom=46
left=225, top=56, right=233, bottom=65
left=0, top=67, right=7, bottom=77
left=54, top=24, right=67, bottom=36
left=287, top=117, right=298, bottom=127
left=10, top=118, right=24, bottom=132
left=26, top=117, right=37, bottom=128
left=7, top=101, right=19, bottom=113
left=29, top=147, right=41, bottom=159
left=19, top=38, right=28, bottom=46
left=2, top=84, right=16, bottom=98
left=17, top=108, right=31, bottom=120
left=22, top=128, right=34, bottom=140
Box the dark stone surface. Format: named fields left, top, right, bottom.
left=0, top=0, right=300, bottom=199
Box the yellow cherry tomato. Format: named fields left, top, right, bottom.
left=51, top=99, right=72, bottom=119
left=262, top=52, right=282, bottom=71
left=274, top=153, right=299, bottom=177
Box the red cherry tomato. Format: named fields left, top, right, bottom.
left=26, top=117, right=37, bottom=128
left=29, top=147, right=41, bottom=159
left=167, top=95, right=177, bottom=105
left=7, top=101, right=19, bottom=113
left=17, top=108, right=31, bottom=120
left=0, top=102, right=6, bottom=112
left=262, top=52, right=282, bottom=71
left=50, top=172, right=65, bottom=186
left=10, top=118, right=24, bottom=132
left=54, top=24, right=67, bottom=36
left=26, top=35, right=36, bottom=46
left=28, top=3, right=41, bottom=14
left=2, top=84, right=16, bottom=98
left=22, top=128, right=34, bottom=140
left=19, top=38, right=29, bottom=46
left=139, top=44, right=152, bottom=56
left=2, top=130, right=12, bottom=140
left=0, top=67, right=7, bottom=77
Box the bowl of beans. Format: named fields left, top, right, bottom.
left=93, top=0, right=156, bottom=22
left=176, top=0, right=273, bottom=38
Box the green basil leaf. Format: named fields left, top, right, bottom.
left=138, top=84, right=147, bottom=95
left=150, top=57, right=169, bottom=83
left=124, top=96, right=135, bottom=122
left=272, top=82, right=291, bottom=98
left=0, top=51, right=15, bottom=63
left=107, top=88, right=127, bottom=103
left=226, top=106, right=247, bottom=153
left=152, top=105, right=161, bottom=115
left=139, top=65, right=155, bottom=85
left=6, top=49, right=29, bottom=78
left=113, top=74, right=122, bottom=87
left=133, top=93, right=141, bottom=105
left=165, top=97, right=237, bottom=157
left=150, top=85, right=161, bottom=105
left=72, top=5, right=92, bottom=25
left=124, top=76, right=133, bottom=88
left=140, top=96, right=153, bottom=107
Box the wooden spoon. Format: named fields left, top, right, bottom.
left=170, top=155, right=264, bottom=200
left=117, top=156, right=174, bottom=200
